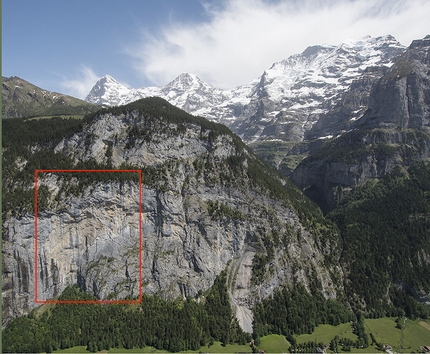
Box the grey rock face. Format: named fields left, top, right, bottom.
left=2, top=179, right=141, bottom=319
left=306, top=66, right=390, bottom=140
left=356, top=36, right=430, bottom=132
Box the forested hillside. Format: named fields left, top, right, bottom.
left=249, top=162, right=430, bottom=351
left=2, top=271, right=250, bottom=353
left=329, top=162, right=430, bottom=318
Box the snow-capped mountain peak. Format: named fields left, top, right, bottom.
left=101, top=74, right=121, bottom=85
left=229, top=35, right=406, bottom=142
left=85, top=35, right=407, bottom=143
left=163, top=73, right=206, bottom=91
left=85, top=75, right=131, bottom=106
left=85, top=72, right=227, bottom=117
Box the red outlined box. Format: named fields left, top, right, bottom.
left=34, top=169, right=143, bottom=305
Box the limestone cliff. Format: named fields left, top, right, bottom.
left=2, top=98, right=343, bottom=330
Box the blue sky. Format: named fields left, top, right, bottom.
left=3, top=0, right=430, bottom=99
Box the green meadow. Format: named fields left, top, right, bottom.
left=294, top=322, right=357, bottom=345
left=257, top=334, right=290, bottom=353
left=365, top=317, right=430, bottom=353
left=55, top=341, right=252, bottom=354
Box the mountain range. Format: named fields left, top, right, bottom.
left=85, top=35, right=405, bottom=144
left=2, top=34, right=430, bottom=353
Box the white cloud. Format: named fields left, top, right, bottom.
left=129, top=0, right=430, bottom=89
left=61, top=65, right=100, bottom=99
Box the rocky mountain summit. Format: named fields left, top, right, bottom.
left=86, top=35, right=405, bottom=144
left=2, top=98, right=341, bottom=331
left=231, top=35, right=405, bottom=143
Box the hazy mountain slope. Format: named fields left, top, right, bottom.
left=2, top=76, right=99, bottom=118
left=290, top=35, right=430, bottom=213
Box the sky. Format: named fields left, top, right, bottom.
left=3, top=0, right=430, bottom=99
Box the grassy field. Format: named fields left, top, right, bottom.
left=54, top=346, right=89, bottom=353
left=182, top=341, right=251, bottom=353
left=365, top=317, right=401, bottom=348
left=257, top=334, right=290, bottom=353
left=291, top=318, right=429, bottom=353
left=364, top=317, right=430, bottom=353
left=25, top=114, right=86, bottom=120
left=109, top=347, right=167, bottom=353
left=295, top=322, right=357, bottom=345
left=421, top=321, right=430, bottom=331
left=402, top=319, right=430, bottom=351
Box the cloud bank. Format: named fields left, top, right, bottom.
left=61, top=66, right=100, bottom=99
left=129, top=0, right=430, bottom=89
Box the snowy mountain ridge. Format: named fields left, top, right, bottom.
left=85, top=35, right=406, bottom=143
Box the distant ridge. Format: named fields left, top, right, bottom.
left=2, top=76, right=99, bottom=118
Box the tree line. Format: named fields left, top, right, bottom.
left=2, top=271, right=250, bottom=353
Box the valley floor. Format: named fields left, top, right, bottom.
left=293, top=317, right=430, bottom=353
left=53, top=318, right=430, bottom=354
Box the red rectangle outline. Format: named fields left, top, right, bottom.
left=34, top=169, right=143, bottom=305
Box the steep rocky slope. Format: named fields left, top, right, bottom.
left=2, top=98, right=342, bottom=330
left=290, top=36, right=430, bottom=213
left=2, top=76, right=99, bottom=118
